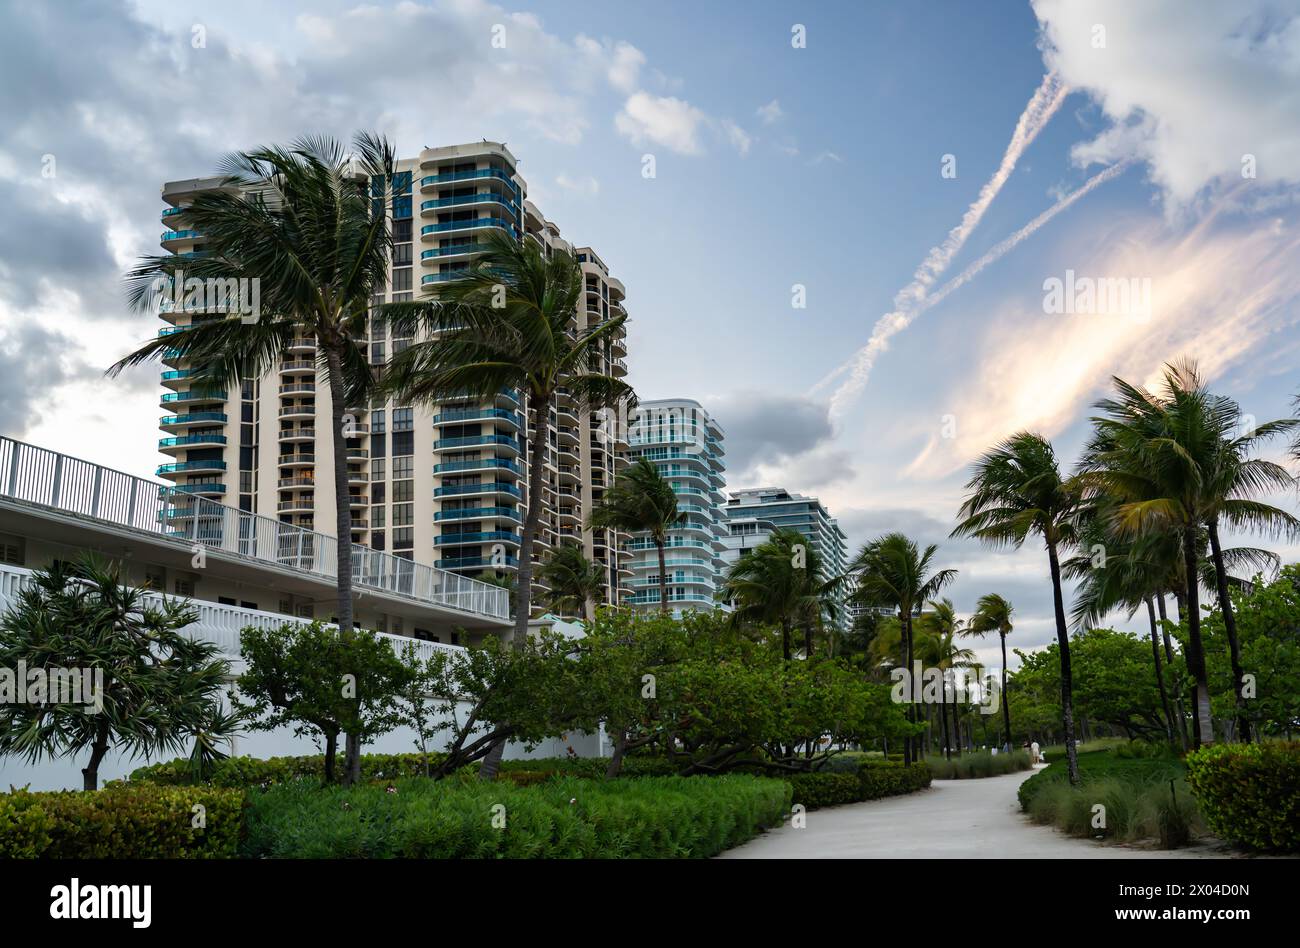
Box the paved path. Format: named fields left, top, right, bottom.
left=720, top=765, right=1229, bottom=859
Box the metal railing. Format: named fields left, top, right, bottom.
left=0, top=436, right=510, bottom=622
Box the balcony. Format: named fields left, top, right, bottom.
left=421, top=243, right=490, bottom=261
left=161, top=390, right=226, bottom=407
left=433, top=458, right=521, bottom=476
left=419, top=193, right=516, bottom=217
left=286, top=337, right=316, bottom=352
left=277, top=454, right=315, bottom=468
left=434, top=481, right=521, bottom=500
left=432, top=408, right=521, bottom=428
left=434, top=507, right=521, bottom=523
left=278, top=405, right=315, bottom=420
left=419, top=168, right=518, bottom=191
left=420, top=218, right=514, bottom=239
left=434, top=435, right=518, bottom=453
left=435, top=531, right=520, bottom=546
left=278, top=427, right=315, bottom=442
left=170, top=482, right=226, bottom=496
left=158, top=434, right=227, bottom=451
left=280, top=360, right=315, bottom=375
left=346, top=447, right=370, bottom=459
left=160, top=369, right=193, bottom=390
left=277, top=476, right=315, bottom=489
left=160, top=229, right=201, bottom=247
left=278, top=383, right=316, bottom=397
left=159, top=412, right=227, bottom=429
left=436, top=555, right=519, bottom=570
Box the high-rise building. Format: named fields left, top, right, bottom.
left=155, top=142, right=631, bottom=620
left=622, top=399, right=728, bottom=611
left=721, top=487, right=850, bottom=624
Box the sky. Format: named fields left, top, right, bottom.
left=3, top=0, right=1300, bottom=668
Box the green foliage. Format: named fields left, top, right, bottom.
left=786, top=758, right=931, bottom=809
left=241, top=774, right=790, bottom=859
left=0, top=784, right=243, bottom=858
left=786, top=772, right=861, bottom=809
left=1185, top=741, right=1300, bottom=851
left=535, top=544, right=605, bottom=620
left=127, top=751, right=445, bottom=789
left=234, top=620, right=414, bottom=781
left=927, top=750, right=1032, bottom=779
left=0, top=555, right=237, bottom=789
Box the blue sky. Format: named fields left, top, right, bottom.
left=3, top=0, right=1300, bottom=666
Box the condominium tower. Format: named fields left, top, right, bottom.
left=155, top=142, right=631, bottom=622
left=623, top=399, right=728, bottom=611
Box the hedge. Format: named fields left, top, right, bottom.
left=1185, top=741, right=1300, bottom=852
left=128, top=752, right=445, bottom=788
left=788, top=759, right=931, bottom=810
left=241, top=774, right=791, bottom=858
left=0, top=785, right=243, bottom=858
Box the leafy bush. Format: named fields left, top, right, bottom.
left=0, top=785, right=243, bottom=858
left=128, top=752, right=446, bottom=789
left=787, top=772, right=862, bottom=809
left=498, top=756, right=679, bottom=778
left=927, top=751, right=1031, bottom=779
left=1185, top=741, right=1300, bottom=852
left=858, top=759, right=932, bottom=798
left=241, top=774, right=790, bottom=858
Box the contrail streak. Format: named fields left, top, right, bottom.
left=809, top=73, right=1068, bottom=408
left=826, top=159, right=1135, bottom=419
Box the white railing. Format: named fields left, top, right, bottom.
left=0, top=436, right=509, bottom=622
left=0, top=563, right=465, bottom=664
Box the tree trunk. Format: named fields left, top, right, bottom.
left=1207, top=519, right=1250, bottom=743
left=656, top=537, right=669, bottom=615
left=1145, top=597, right=1175, bottom=743
left=903, top=610, right=914, bottom=765
left=480, top=394, right=549, bottom=780
left=1181, top=527, right=1213, bottom=747
left=1156, top=594, right=1189, bottom=749
left=606, top=729, right=627, bottom=778
left=81, top=720, right=111, bottom=791
left=323, top=347, right=362, bottom=786
left=951, top=688, right=961, bottom=756
left=1046, top=541, right=1080, bottom=785
left=323, top=731, right=338, bottom=784
left=940, top=672, right=952, bottom=761
left=780, top=618, right=792, bottom=662
left=999, top=631, right=1012, bottom=749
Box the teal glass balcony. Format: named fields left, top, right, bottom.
left=432, top=409, right=521, bottom=426
left=157, top=460, right=227, bottom=475
left=171, top=483, right=226, bottom=495
left=420, top=193, right=515, bottom=213
left=434, top=435, right=517, bottom=450
left=432, top=458, right=520, bottom=475
left=161, top=206, right=186, bottom=218
left=160, top=229, right=201, bottom=242
left=421, top=218, right=512, bottom=236
left=161, top=390, right=227, bottom=403
left=160, top=412, right=227, bottom=426
left=157, top=326, right=190, bottom=337
left=434, top=531, right=520, bottom=546
left=161, top=370, right=192, bottom=382
left=436, top=555, right=518, bottom=569
left=159, top=434, right=227, bottom=448
left=434, top=481, right=521, bottom=499
left=419, top=168, right=518, bottom=190
left=434, top=507, right=521, bottom=522
left=421, top=243, right=489, bottom=260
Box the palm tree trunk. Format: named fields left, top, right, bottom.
left=1145, top=597, right=1175, bottom=743
left=479, top=396, right=549, bottom=781
left=324, top=347, right=361, bottom=786
left=1046, top=540, right=1080, bottom=785
left=656, top=537, right=669, bottom=615
left=999, top=632, right=1012, bottom=749
left=1207, top=519, right=1250, bottom=743
left=903, top=611, right=914, bottom=766
left=780, top=618, right=792, bottom=662
left=951, top=690, right=961, bottom=756
left=1156, top=593, right=1189, bottom=749
left=940, top=682, right=952, bottom=761
left=1181, top=527, right=1213, bottom=747
left=81, top=719, right=111, bottom=791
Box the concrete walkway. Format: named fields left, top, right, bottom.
left=720, top=765, right=1229, bottom=859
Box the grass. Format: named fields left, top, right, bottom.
left=1039, top=737, right=1125, bottom=762
left=926, top=750, right=1033, bottom=779
left=1019, top=745, right=1201, bottom=848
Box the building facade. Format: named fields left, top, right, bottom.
left=155, top=142, right=631, bottom=621
left=623, top=399, right=728, bottom=611
left=721, top=487, right=851, bottom=625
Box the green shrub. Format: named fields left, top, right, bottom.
left=241, top=774, right=790, bottom=858
left=927, top=751, right=1032, bottom=779
left=0, top=792, right=52, bottom=857
left=128, top=751, right=445, bottom=788
left=497, top=756, right=679, bottom=778
left=858, top=759, right=932, bottom=798
left=1185, top=741, right=1300, bottom=852
left=787, top=772, right=861, bottom=809
left=0, top=785, right=243, bottom=858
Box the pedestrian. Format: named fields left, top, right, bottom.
left=1030, top=739, right=1041, bottom=765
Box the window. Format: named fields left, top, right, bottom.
left=392, top=219, right=412, bottom=242
left=393, top=407, right=413, bottom=432
left=372, top=506, right=386, bottom=528
left=391, top=243, right=412, bottom=266
left=175, top=578, right=195, bottom=597
left=393, top=528, right=413, bottom=549
left=393, top=456, right=413, bottom=479
left=371, top=458, right=386, bottom=481
left=371, top=410, right=386, bottom=433
left=393, top=503, right=413, bottom=526
left=392, top=196, right=412, bottom=219
left=392, top=269, right=412, bottom=292
left=392, top=431, right=414, bottom=456
left=393, top=480, right=413, bottom=503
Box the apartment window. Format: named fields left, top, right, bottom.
left=371, top=506, right=386, bottom=528
left=242, top=380, right=255, bottom=400
left=0, top=538, right=24, bottom=565
left=392, top=269, right=412, bottom=292
left=241, top=403, right=254, bottom=423
left=393, top=480, right=413, bottom=503
left=371, top=483, right=385, bottom=504
left=370, top=342, right=386, bottom=363
left=393, top=409, right=413, bottom=433
left=371, top=410, right=386, bottom=433
left=239, top=471, right=253, bottom=493
left=371, top=531, right=385, bottom=551
left=393, top=456, right=413, bottom=479
left=392, top=196, right=412, bottom=219
left=391, top=244, right=412, bottom=266
left=392, top=219, right=412, bottom=243
left=393, top=171, right=412, bottom=195
left=174, top=578, right=195, bottom=597
left=392, top=432, right=414, bottom=456
left=371, top=458, right=386, bottom=481
left=393, top=528, right=413, bottom=549
left=393, top=503, right=413, bottom=526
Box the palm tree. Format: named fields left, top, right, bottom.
left=966, top=593, right=1015, bottom=751
left=1084, top=361, right=1298, bottom=746
left=851, top=533, right=956, bottom=764
left=724, top=529, right=840, bottom=659
left=952, top=432, right=1084, bottom=785
left=920, top=599, right=974, bottom=760
left=536, top=544, right=606, bottom=622
left=379, top=229, right=633, bottom=778
left=109, top=133, right=395, bottom=785
left=588, top=458, right=680, bottom=614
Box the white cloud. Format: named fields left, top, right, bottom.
left=721, top=119, right=752, bottom=156
left=1033, top=0, right=1300, bottom=208
left=555, top=173, right=600, bottom=196
left=614, top=91, right=707, bottom=155
left=756, top=98, right=783, bottom=125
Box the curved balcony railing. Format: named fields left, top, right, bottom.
left=161, top=390, right=227, bottom=403
left=433, top=458, right=521, bottom=475
left=421, top=243, right=489, bottom=260
left=420, top=193, right=516, bottom=213
left=434, top=435, right=517, bottom=450
left=434, top=481, right=521, bottom=499
left=421, top=218, right=513, bottom=236
left=419, top=168, right=518, bottom=190
left=160, top=412, right=227, bottom=427
left=434, top=531, right=520, bottom=546
left=434, top=507, right=521, bottom=522
left=159, top=434, right=227, bottom=448
left=157, top=460, right=227, bottom=475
